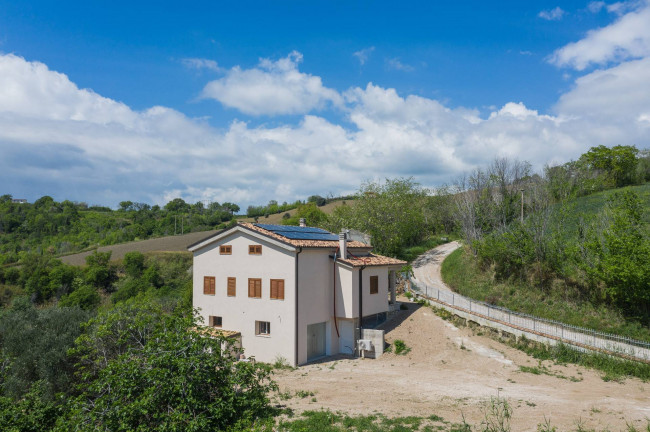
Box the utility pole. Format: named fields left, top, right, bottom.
left=174, top=215, right=177, bottom=235
left=520, top=189, right=525, bottom=223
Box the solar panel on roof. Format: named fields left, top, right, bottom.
left=281, top=232, right=339, bottom=241
left=254, top=224, right=332, bottom=235
left=253, top=223, right=339, bottom=240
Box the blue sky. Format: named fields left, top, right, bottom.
left=1, top=0, right=649, bottom=208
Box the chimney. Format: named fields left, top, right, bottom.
left=299, top=218, right=306, bottom=227
left=339, top=231, right=347, bottom=259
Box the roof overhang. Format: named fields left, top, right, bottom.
left=187, top=224, right=297, bottom=253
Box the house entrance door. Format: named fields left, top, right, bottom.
left=307, top=322, right=326, bottom=361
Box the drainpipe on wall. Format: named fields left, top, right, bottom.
left=357, top=264, right=366, bottom=356
left=294, top=246, right=303, bottom=366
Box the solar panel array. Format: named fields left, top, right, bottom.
left=254, top=224, right=339, bottom=241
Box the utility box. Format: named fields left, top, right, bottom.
left=358, top=329, right=385, bottom=359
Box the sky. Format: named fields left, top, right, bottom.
left=1, top=0, right=649, bottom=209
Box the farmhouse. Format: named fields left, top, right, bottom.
left=188, top=221, right=406, bottom=366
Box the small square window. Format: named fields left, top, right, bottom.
left=220, top=245, right=232, bottom=255
left=249, top=245, right=262, bottom=255
left=256, top=321, right=270, bottom=336
left=209, top=316, right=222, bottom=327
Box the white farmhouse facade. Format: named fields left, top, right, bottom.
left=188, top=222, right=405, bottom=366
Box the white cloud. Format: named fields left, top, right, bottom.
left=353, top=47, right=375, bottom=65
left=538, top=6, right=566, bottom=20
left=200, top=51, right=343, bottom=116
left=549, top=2, right=650, bottom=69
left=181, top=58, right=221, bottom=72
left=588, top=1, right=606, bottom=13
left=386, top=58, right=414, bottom=72
left=1, top=52, right=649, bottom=209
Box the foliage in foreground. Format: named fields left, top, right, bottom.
left=0, top=300, right=277, bottom=432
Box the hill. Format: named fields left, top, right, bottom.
left=441, top=182, right=650, bottom=341
left=239, top=199, right=352, bottom=224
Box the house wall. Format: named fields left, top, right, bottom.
left=297, top=248, right=335, bottom=364
left=362, top=267, right=390, bottom=317
left=193, top=231, right=297, bottom=365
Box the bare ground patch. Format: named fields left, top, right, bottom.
left=274, top=299, right=650, bottom=431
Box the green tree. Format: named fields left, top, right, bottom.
left=583, top=191, right=650, bottom=320
left=327, top=178, right=428, bottom=256
left=579, top=145, right=639, bottom=187
left=84, top=251, right=117, bottom=292
left=62, top=301, right=276, bottom=431
left=59, top=279, right=101, bottom=310
left=123, top=251, right=145, bottom=278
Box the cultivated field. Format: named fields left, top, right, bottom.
left=60, top=230, right=215, bottom=265
left=239, top=199, right=352, bottom=224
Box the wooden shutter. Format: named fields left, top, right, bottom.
left=227, top=277, right=236, bottom=296
left=220, top=245, right=231, bottom=255
left=270, top=279, right=284, bottom=300
left=249, top=245, right=262, bottom=255
left=248, top=278, right=261, bottom=298
left=370, top=276, right=378, bottom=294
left=204, top=276, right=215, bottom=295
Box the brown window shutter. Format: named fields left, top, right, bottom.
left=248, top=279, right=254, bottom=297
left=204, top=276, right=215, bottom=295
left=255, top=279, right=261, bottom=297
left=370, top=276, right=378, bottom=294
left=227, top=277, right=236, bottom=296
left=248, top=278, right=261, bottom=298
left=270, top=280, right=277, bottom=299
left=278, top=279, right=284, bottom=299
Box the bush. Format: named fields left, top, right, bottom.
left=393, top=339, right=411, bottom=355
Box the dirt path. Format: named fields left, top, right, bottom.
left=411, top=241, right=460, bottom=290
left=275, top=300, right=650, bottom=431
left=274, top=243, right=650, bottom=431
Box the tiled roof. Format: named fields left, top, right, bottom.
left=240, top=222, right=370, bottom=249
left=191, top=326, right=241, bottom=339
left=337, top=254, right=407, bottom=267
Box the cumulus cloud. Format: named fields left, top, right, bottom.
left=1, top=51, right=649, bottom=208
left=549, top=2, right=650, bottom=69
left=353, top=47, right=375, bottom=65
left=200, top=51, right=343, bottom=116
left=538, top=6, right=566, bottom=20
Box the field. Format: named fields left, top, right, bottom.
left=60, top=230, right=215, bottom=265
left=240, top=199, right=352, bottom=224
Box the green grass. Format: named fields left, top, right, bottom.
left=510, top=338, right=650, bottom=382
left=441, top=247, right=650, bottom=342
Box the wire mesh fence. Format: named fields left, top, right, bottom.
left=410, top=279, right=650, bottom=362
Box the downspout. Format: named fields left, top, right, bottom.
left=294, top=246, right=302, bottom=366
left=358, top=264, right=366, bottom=339
left=333, top=247, right=340, bottom=338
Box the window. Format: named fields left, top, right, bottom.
left=369, top=275, right=379, bottom=294
left=203, top=276, right=215, bottom=295
left=249, top=244, right=262, bottom=255
left=270, top=279, right=285, bottom=300
left=248, top=278, right=262, bottom=298
left=209, top=316, right=222, bottom=327
left=227, top=277, right=236, bottom=297
left=256, top=321, right=270, bottom=336
left=220, top=245, right=232, bottom=255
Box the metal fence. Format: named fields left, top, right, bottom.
left=410, top=279, right=650, bottom=362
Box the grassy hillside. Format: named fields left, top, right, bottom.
left=240, top=199, right=353, bottom=224
left=441, top=183, right=650, bottom=341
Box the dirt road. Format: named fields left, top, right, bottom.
left=411, top=240, right=460, bottom=290
left=274, top=242, right=650, bottom=431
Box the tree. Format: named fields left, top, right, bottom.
left=327, top=178, right=428, bottom=256
left=579, top=145, right=639, bottom=187
left=582, top=191, right=650, bottom=320
left=62, top=301, right=276, bottom=431
left=123, top=251, right=145, bottom=278
left=84, top=251, right=117, bottom=292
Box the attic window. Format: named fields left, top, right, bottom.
left=220, top=245, right=232, bottom=255
left=249, top=245, right=262, bottom=255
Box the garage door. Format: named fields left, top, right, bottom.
left=307, top=322, right=326, bottom=361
